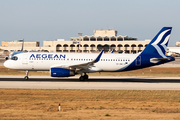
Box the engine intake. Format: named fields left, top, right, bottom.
left=51, top=67, right=75, bottom=77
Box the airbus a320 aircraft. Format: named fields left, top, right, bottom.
left=4, top=27, right=175, bottom=81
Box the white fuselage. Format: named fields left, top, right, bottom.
left=4, top=52, right=139, bottom=72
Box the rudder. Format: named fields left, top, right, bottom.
left=141, top=27, right=172, bottom=58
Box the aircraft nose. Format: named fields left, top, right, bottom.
left=4, top=60, right=11, bottom=68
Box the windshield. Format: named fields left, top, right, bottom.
left=11, top=56, right=18, bottom=60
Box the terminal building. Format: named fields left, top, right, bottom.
left=1, top=40, right=40, bottom=48
left=0, top=40, right=40, bottom=54
left=43, top=30, right=150, bottom=53
left=1, top=29, right=177, bottom=55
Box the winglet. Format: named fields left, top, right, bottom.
left=20, top=39, right=24, bottom=51
left=111, top=49, right=115, bottom=53
left=93, top=50, right=104, bottom=63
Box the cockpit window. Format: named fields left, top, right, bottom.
left=11, top=56, right=18, bottom=60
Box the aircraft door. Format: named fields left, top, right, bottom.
left=136, top=56, right=141, bottom=66
left=22, top=55, right=28, bottom=64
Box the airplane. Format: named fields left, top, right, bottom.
left=4, top=27, right=175, bottom=81
left=166, top=48, right=180, bottom=56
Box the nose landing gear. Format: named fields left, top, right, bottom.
left=24, top=70, right=29, bottom=80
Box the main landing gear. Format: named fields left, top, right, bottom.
left=24, top=70, right=29, bottom=80
left=79, top=73, right=88, bottom=81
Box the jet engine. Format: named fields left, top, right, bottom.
left=50, top=67, right=75, bottom=77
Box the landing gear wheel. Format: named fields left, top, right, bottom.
left=84, top=74, right=88, bottom=80
left=24, top=70, right=29, bottom=80
left=79, top=73, right=89, bottom=81
left=79, top=76, right=85, bottom=81
left=24, top=76, right=29, bottom=80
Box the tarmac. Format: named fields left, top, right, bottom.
left=0, top=75, right=180, bottom=90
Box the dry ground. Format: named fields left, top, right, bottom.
left=1, top=67, right=180, bottom=119
left=0, top=89, right=180, bottom=120
left=1, top=66, right=180, bottom=77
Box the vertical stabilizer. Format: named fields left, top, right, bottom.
left=141, top=27, right=172, bottom=58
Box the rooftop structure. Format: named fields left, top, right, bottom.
left=94, top=29, right=117, bottom=36
left=71, top=29, right=137, bottom=41
left=2, top=41, right=39, bottom=48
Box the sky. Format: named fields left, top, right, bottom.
left=0, top=0, right=180, bottom=46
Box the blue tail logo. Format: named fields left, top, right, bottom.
left=122, top=27, right=174, bottom=72
left=141, top=27, right=172, bottom=58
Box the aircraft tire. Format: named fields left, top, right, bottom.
left=84, top=74, right=88, bottom=80
left=24, top=76, right=29, bottom=80
left=79, top=76, right=85, bottom=81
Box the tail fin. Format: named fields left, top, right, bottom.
left=141, top=27, right=172, bottom=58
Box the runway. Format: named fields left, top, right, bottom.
left=1, top=75, right=180, bottom=90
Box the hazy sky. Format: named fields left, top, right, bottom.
left=0, top=0, right=180, bottom=46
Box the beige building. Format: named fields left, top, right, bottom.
left=43, top=39, right=150, bottom=53
left=43, top=29, right=149, bottom=53
left=94, top=29, right=117, bottom=36
left=176, top=41, right=180, bottom=47
left=0, top=40, right=40, bottom=54
left=2, top=40, right=39, bottom=48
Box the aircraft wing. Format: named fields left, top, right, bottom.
left=111, top=49, right=115, bottom=53
left=51, top=50, right=104, bottom=70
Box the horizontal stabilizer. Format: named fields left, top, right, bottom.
left=150, top=57, right=169, bottom=63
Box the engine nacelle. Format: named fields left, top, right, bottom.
left=50, top=67, right=75, bottom=77
left=5, top=56, right=9, bottom=60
